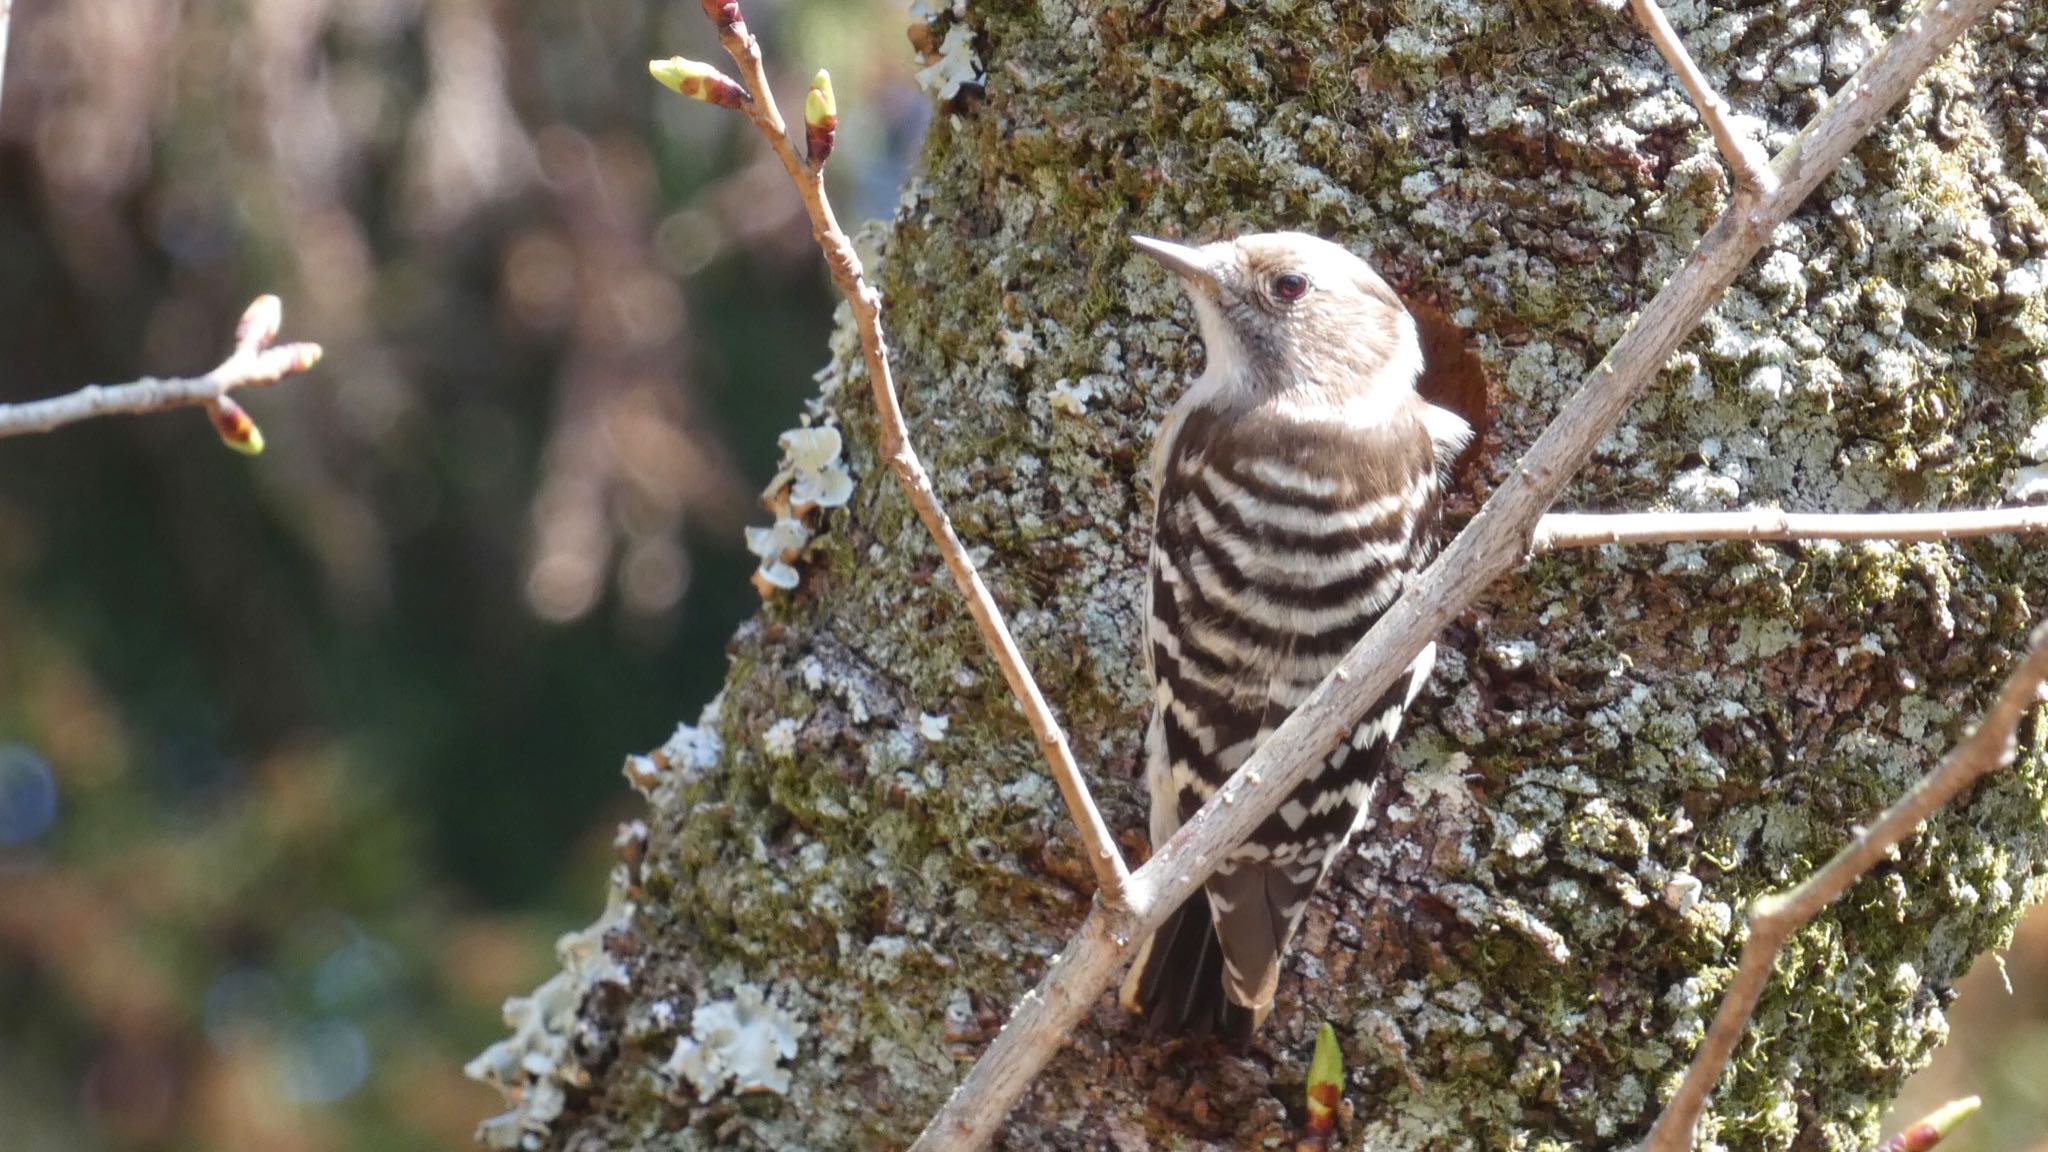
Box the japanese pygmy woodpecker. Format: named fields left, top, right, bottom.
left=1120, top=232, right=1469, bottom=1038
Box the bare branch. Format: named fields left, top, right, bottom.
left=912, top=0, right=2009, bottom=1144
left=656, top=6, right=1133, bottom=905
left=1533, top=505, right=2048, bottom=551
left=1644, top=627, right=2048, bottom=1152
left=1628, top=0, right=1777, bottom=199
left=0, top=296, right=322, bottom=449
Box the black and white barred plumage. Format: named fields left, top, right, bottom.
left=1120, top=232, right=1468, bottom=1038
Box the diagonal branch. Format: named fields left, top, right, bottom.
left=1532, top=504, right=2048, bottom=551
left=0, top=296, right=322, bottom=450
left=1628, top=0, right=1777, bottom=199
left=657, top=3, right=1132, bottom=906
left=911, top=0, right=2008, bottom=1144
left=1643, top=624, right=2048, bottom=1152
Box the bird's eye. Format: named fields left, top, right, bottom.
left=1271, top=272, right=1310, bottom=301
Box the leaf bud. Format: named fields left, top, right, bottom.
left=207, top=397, right=266, bottom=456
left=649, top=57, right=747, bottom=109
left=804, top=69, right=838, bottom=170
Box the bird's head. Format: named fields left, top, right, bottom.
left=1131, top=231, right=1421, bottom=408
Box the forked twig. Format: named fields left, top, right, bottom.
left=1533, top=505, right=2048, bottom=551
left=1643, top=629, right=2048, bottom=1152
left=654, top=2, right=1132, bottom=906
left=1629, top=0, right=1777, bottom=199
left=0, top=296, right=322, bottom=452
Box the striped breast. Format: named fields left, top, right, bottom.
left=1144, top=393, right=1445, bottom=1010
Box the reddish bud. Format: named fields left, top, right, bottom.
left=279, top=342, right=325, bottom=374
left=207, top=397, right=266, bottom=456
left=1304, top=1023, right=1342, bottom=1137
left=236, top=295, right=284, bottom=350
left=649, top=57, right=748, bottom=109
left=699, top=0, right=742, bottom=29
left=804, top=69, right=838, bottom=171
left=1877, top=1097, right=1981, bottom=1152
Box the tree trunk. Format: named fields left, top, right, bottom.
left=473, top=1, right=2048, bottom=1148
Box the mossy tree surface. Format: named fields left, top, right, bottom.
left=505, top=1, right=2048, bottom=1148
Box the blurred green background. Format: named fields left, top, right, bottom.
left=0, top=0, right=919, bottom=1148
left=0, top=1, right=2042, bottom=1150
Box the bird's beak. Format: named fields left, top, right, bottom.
left=1130, top=235, right=1219, bottom=295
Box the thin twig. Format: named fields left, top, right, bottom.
left=1629, top=0, right=1777, bottom=199
left=0, top=296, right=322, bottom=444
left=668, top=5, right=1133, bottom=906
left=1533, top=505, right=2048, bottom=551
left=1644, top=627, right=2048, bottom=1152
left=911, top=0, right=2006, bottom=1144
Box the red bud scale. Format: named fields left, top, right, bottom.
left=1304, top=1023, right=1341, bottom=1137
left=649, top=57, right=747, bottom=110
left=207, top=397, right=266, bottom=456
left=236, top=294, right=284, bottom=350
left=699, top=0, right=743, bottom=31
left=1877, top=1098, right=1981, bottom=1152
left=804, top=70, right=838, bottom=171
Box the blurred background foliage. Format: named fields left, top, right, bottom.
left=0, top=0, right=2044, bottom=1150
left=0, top=0, right=919, bottom=1148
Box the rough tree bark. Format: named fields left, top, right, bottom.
left=474, top=1, right=2048, bottom=1148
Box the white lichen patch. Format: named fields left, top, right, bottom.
left=1826, top=8, right=1881, bottom=78
left=2020, top=413, right=2048, bottom=462
left=1727, top=617, right=1800, bottom=662
left=661, top=709, right=723, bottom=775
left=468, top=886, right=635, bottom=1148
left=1047, top=377, right=1096, bottom=415
left=746, top=516, right=811, bottom=592
left=2011, top=465, right=2048, bottom=503
left=627, top=700, right=725, bottom=807
left=1662, top=872, right=1703, bottom=915
left=747, top=422, right=855, bottom=597
left=1754, top=249, right=1807, bottom=298
left=662, top=984, right=805, bottom=1103
left=2007, top=261, right=2047, bottom=306
left=1893, top=694, right=1953, bottom=749
left=1773, top=43, right=1823, bottom=90
left=1669, top=464, right=1741, bottom=507
left=782, top=427, right=856, bottom=511
left=918, top=711, right=950, bottom=741
left=1383, top=25, right=1451, bottom=63
left=762, top=717, right=801, bottom=760
left=1000, top=325, right=1036, bottom=368
left=1488, top=637, right=1538, bottom=672
left=916, top=24, right=984, bottom=100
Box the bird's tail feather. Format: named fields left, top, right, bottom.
left=1119, top=889, right=1256, bottom=1042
